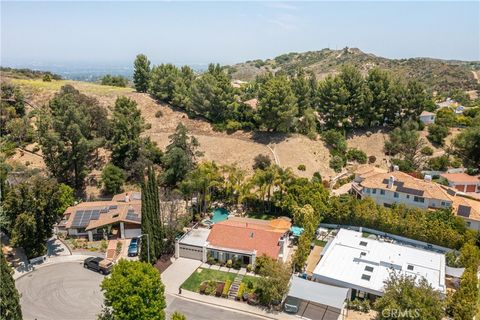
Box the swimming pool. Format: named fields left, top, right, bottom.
left=211, top=207, right=229, bottom=223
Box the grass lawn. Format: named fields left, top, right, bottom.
left=181, top=268, right=261, bottom=293
left=314, top=239, right=327, bottom=247
left=181, top=268, right=236, bottom=292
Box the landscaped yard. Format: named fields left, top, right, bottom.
left=181, top=268, right=259, bottom=293
left=246, top=212, right=276, bottom=220
left=314, top=239, right=327, bottom=247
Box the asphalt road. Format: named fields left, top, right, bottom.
left=16, top=262, right=104, bottom=320
left=166, top=297, right=263, bottom=320
left=16, top=262, right=264, bottom=320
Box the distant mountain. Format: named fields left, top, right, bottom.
left=226, top=47, right=480, bottom=94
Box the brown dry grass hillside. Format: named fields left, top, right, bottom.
left=5, top=77, right=395, bottom=181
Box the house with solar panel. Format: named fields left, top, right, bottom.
left=351, top=170, right=480, bottom=231
left=57, top=192, right=142, bottom=241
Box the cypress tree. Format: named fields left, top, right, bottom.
left=0, top=252, right=23, bottom=320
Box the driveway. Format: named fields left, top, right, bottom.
left=16, top=262, right=104, bottom=320
left=161, top=257, right=202, bottom=293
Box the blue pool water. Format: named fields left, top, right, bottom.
left=211, top=208, right=229, bottom=223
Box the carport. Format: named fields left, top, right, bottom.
left=286, top=276, right=350, bottom=320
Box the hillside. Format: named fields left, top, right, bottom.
left=4, top=77, right=388, bottom=184
left=227, top=47, right=480, bottom=94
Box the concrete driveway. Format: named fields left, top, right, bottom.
left=16, top=262, right=104, bottom=320
left=161, top=258, right=202, bottom=293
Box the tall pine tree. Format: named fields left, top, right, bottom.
left=140, top=167, right=163, bottom=263
left=1, top=252, right=23, bottom=320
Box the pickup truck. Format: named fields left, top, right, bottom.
left=83, top=257, right=113, bottom=275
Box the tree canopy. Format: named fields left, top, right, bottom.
left=100, top=260, right=166, bottom=320
left=0, top=252, right=22, bottom=320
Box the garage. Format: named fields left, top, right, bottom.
left=124, top=228, right=141, bottom=239
left=285, top=276, right=350, bottom=320
left=179, top=244, right=204, bottom=260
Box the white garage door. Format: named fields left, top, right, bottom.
left=124, top=228, right=141, bottom=239
left=179, top=245, right=203, bottom=260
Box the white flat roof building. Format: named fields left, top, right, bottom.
left=312, top=229, right=446, bottom=297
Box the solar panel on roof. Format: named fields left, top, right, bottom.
left=458, top=205, right=471, bottom=218
left=126, top=211, right=141, bottom=222
left=132, top=193, right=141, bottom=200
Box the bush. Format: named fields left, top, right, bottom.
left=368, top=155, right=376, bottom=164
left=233, top=259, right=242, bottom=270
left=100, top=74, right=129, bottom=87
left=42, top=74, right=52, bottom=82
left=236, top=282, right=246, bottom=300
left=312, top=171, right=322, bottom=182
left=428, top=124, right=449, bottom=146
left=101, top=164, right=125, bottom=195
left=155, top=110, right=163, bottom=118
left=246, top=264, right=253, bottom=272
left=222, top=279, right=231, bottom=297
left=322, top=129, right=347, bottom=155
left=346, top=148, right=367, bottom=164
left=391, top=158, right=414, bottom=172
left=226, top=259, right=233, bottom=268
left=225, top=120, right=243, bottom=133
left=253, top=154, right=272, bottom=170
left=346, top=299, right=370, bottom=313
left=420, top=146, right=434, bottom=156
left=329, top=156, right=345, bottom=173
left=297, top=164, right=306, bottom=171
left=428, top=155, right=450, bottom=171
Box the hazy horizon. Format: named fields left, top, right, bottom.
left=2, top=1, right=479, bottom=69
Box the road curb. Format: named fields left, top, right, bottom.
left=174, top=291, right=280, bottom=320
left=14, top=256, right=85, bottom=280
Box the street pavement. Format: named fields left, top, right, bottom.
left=16, top=262, right=104, bottom=320
left=16, top=260, right=267, bottom=320
left=166, top=296, right=263, bottom=320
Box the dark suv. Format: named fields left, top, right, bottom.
left=83, top=257, right=113, bottom=275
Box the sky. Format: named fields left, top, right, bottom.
left=1, top=1, right=479, bottom=68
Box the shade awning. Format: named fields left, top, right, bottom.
left=288, top=276, right=349, bottom=310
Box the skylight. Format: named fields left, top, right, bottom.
left=359, top=241, right=368, bottom=247
left=364, top=266, right=374, bottom=272
left=407, top=265, right=414, bottom=271
left=361, top=274, right=371, bottom=281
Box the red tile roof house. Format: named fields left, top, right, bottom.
left=440, top=173, right=480, bottom=194
left=175, top=217, right=291, bottom=266
left=57, top=192, right=142, bottom=241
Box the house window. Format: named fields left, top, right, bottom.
left=365, top=188, right=370, bottom=194
left=394, top=192, right=399, bottom=198
left=467, top=221, right=471, bottom=227
left=380, top=190, right=385, bottom=195
left=441, top=201, right=445, bottom=206
left=372, top=189, right=377, bottom=194
left=364, top=266, right=374, bottom=272
left=361, top=274, right=371, bottom=281
left=413, top=196, right=425, bottom=203
left=406, top=195, right=410, bottom=199
left=407, top=265, right=414, bottom=271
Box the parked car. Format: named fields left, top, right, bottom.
left=83, top=257, right=113, bottom=275
left=128, top=237, right=140, bottom=257
left=283, top=296, right=300, bottom=314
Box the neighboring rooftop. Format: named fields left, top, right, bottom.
left=64, top=192, right=142, bottom=231
left=288, top=276, right=349, bottom=311
left=360, top=171, right=451, bottom=201
left=313, top=229, right=446, bottom=296
left=441, top=173, right=480, bottom=184
left=207, top=218, right=287, bottom=258
left=180, top=228, right=211, bottom=247
left=420, top=110, right=435, bottom=117
left=221, top=216, right=291, bottom=233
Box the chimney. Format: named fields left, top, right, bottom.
left=388, top=176, right=395, bottom=189
left=124, top=193, right=130, bottom=203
